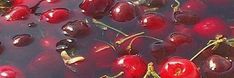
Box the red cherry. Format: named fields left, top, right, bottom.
left=27, top=51, right=64, bottom=78
left=112, top=55, right=147, bottom=78
left=89, top=41, right=117, bottom=68
left=4, top=5, right=31, bottom=21
left=46, top=0, right=58, bottom=3
left=0, top=65, right=25, bottom=78
left=110, top=2, right=136, bottom=22
left=140, top=13, right=167, bottom=30
left=13, top=0, right=24, bottom=5
left=62, top=20, right=90, bottom=38
left=204, top=55, right=232, bottom=73
left=168, top=32, right=192, bottom=46
left=79, top=0, right=114, bottom=19
left=181, top=0, right=207, bottom=14
left=160, top=57, right=200, bottom=78
left=40, top=8, right=69, bottom=23
left=193, top=17, right=229, bottom=39
left=174, top=11, right=200, bottom=25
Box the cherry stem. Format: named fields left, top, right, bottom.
left=143, top=62, right=161, bottom=78
left=100, top=72, right=124, bottom=78
left=127, top=35, right=163, bottom=50
left=94, top=39, right=116, bottom=51
left=190, top=35, right=227, bottom=61
left=171, top=0, right=180, bottom=12
left=144, top=7, right=159, bottom=13
left=115, top=32, right=145, bottom=45
left=92, top=19, right=129, bottom=37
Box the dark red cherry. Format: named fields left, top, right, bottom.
left=89, top=41, right=117, bottom=68
left=168, top=32, right=192, bottom=46
left=27, top=51, right=64, bottom=78
left=174, top=11, right=200, bottom=25
left=181, top=0, right=207, bottom=14
left=40, top=8, right=69, bottom=23
left=193, top=17, right=229, bottom=39
left=56, top=38, right=77, bottom=52
left=204, top=55, right=232, bottom=73
left=159, top=57, right=200, bottom=78
left=110, top=2, right=136, bottom=22
left=4, top=5, right=30, bottom=21
left=79, top=0, right=114, bottom=19
left=112, top=55, right=147, bottom=78
left=0, top=65, right=25, bottom=78
left=12, top=34, right=33, bottom=47
left=62, top=20, right=90, bottom=38
left=140, top=13, right=167, bottom=30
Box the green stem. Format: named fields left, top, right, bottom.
left=92, top=19, right=129, bottom=37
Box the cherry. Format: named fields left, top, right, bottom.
left=56, top=38, right=77, bottom=53
left=4, top=5, right=30, bottom=21
left=46, top=0, right=58, bottom=3
left=181, top=0, right=207, bottom=14
left=204, top=55, right=232, bottom=73
left=40, top=36, right=58, bottom=49
left=89, top=41, right=117, bottom=68
left=140, top=13, right=167, bottom=30
left=110, top=2, right=136, bottom=22
left=142, top=0, right=168, bottom=8
left=12, top=0, right=23, bottom=5
left=0, top=65, right=25, bottom=78
left=27, top=51, right=64, bottom=78
left=40, top=8, right=69, bottom=23
left=173, top=10, right=200, bottom=25
left=79, top=0, right=114, bottom=19
left=159, top=57, right=200, bottom=78
left=168, top=32, right=192, bottom=46
left=174, top=24, right=194, bottom=36
left=112, top=55, right=147, bottom=78
left=62, top=20, right=90, bottom=38
left=12, top=34, right=33, bottom=47
left=193, top=17, right=229, bottom=39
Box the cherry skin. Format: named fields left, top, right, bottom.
left=159, top=57, right=200, bottom=78
left=110, top=2, right=136, bottom=22
left=4, top=5, right=30, bottom=21
left=174, top=11, right=200, bottom=25
left=12, top=34, right=33, bottom=47
left=62, top=20, right=90, bottom=38
left=40, top=8, right=69, bottom=23
left=204, top=55, right=232, bottom=73
left=112, top=55, right=147, bottom=78
left=46, top=0, right=58, bottom=3
left=168, top=32, right=192, bottom=46
left=140, top=13, right=167, bottom=30
left=0, top=65, right=25, bottom=78
left=181, top=0, right=207, bottom=14
left=193, top=17, right=229, bottom=39
left=79, top=0, right=114, bottom=19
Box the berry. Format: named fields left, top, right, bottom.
left=159, top=57, right=200, bottom=78
left=62, top=20, right=90, bottom=38
left=181, top=0, right=207, bottom=14
left=204, top=55, right=232, bottom=73
left=4, top=5, right=30, bottom=21
left=142, top=0, right=168, bottom=8
left=110, top=2, right=136, bottom=22
left=193, top=17, right=229, bottom=39
left=174, top=11, right=200, bottom=25
left=168, top=32, right=192, bottom=46
left=40, top=8, right=69, bottom=23
left=151, top=42, right=176, bottom=62
left=112, top=55, right=147, bottom=78
left=140, top=13, right=167, bottom=30
left=56, top=38, right=77, bottom=53
left=79, top=0, right=114, bottom=19
left=0, top=65, right=25, bottom=78
left=12, top=34, right=33, bottom=47
left=46, top=0, right=58, bottom=3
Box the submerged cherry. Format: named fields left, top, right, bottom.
left=168, top=32, right=192, bottom=46
left=193, top=17, right=229, bottom=39
left=56, top=38, right=77, bottom=53
left=204, top=55, right=232, bottom=73
left=159, top=57, right=200, bottom=78
left=181, top=0, right=207, bottom=14
left=12, top=34, right=33, bottom=47
left=112, top=55, right=147, bottom=78
left=79, top=0, right=114, bottom=19
left=62, top=20, right=90, bottom=38
left=46, top=0, right=58, bottom=3
left=4, top=5, right=30, bottom=21
left=140, top=13, right=167, bottom=30
left=174, top=10, right=200, bottom=25
left=0, top=65, right=24, bottom=78
left=40, top=8, right=69, bottom=23
left=110, top=2, right=136, bottom=22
